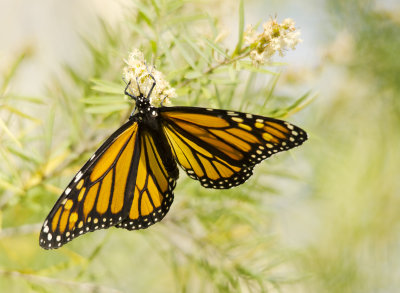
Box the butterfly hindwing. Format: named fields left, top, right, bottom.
left=39, top=120, right=140, bottom=249
left=160, top=107, right=307, bottom=189
left=116, top=129, right=178, bottom=230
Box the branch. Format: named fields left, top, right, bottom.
left=180, top=51, right=250, bottom=88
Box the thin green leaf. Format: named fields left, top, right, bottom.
left=135, top=2, right=154, bottom=26
left=85, top=104, right=129, bottom=114
left=202, top=37, right=229, bottom=59
left=8, top=95, right=46, bottom=104
left=0, top=177, right=23, bottom=194
left=1, top=47, right=33, bottom=93
left=269, top=62, right=289, bottom=66
left=174, top=37, right=199, bottom=71
left=184, top=71, right=203, bottom=79
left=81, top=95, right=127, bottom=105
left=239, top=72, right=256, bottom=111
left=43, top=107, right=55, bottom=160
left=0, top=118, right=22, bottom=148
left=164, top=13, right=208, bottom=26
left=285, top=91, right=315, bottom=115
left=63, top=64, right=87, bottom=87
left=182, top=35, right=210, bottom=64
left=99, top=18, right=118, bottom=48
left=165, top=0, right=184, bottom=14
left=233, top=0, right=245, bottom=56
left=91, top=79, right=123, bottom=95
left=261, top=73, right=280, bottom=109
left=127, top=23, right=151, bottom=38
left=213, top=84, right=222, bottom=108
left=150, top=0, right=161, bottom=16
left=239, top=61, right=277, bottom=75
left=6, top=146, right=41, bottom=166
left=212, top=79, right=239, bottom=85
left=2, top=105, right=41, bottom=123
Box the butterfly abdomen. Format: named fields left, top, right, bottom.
left=134, top=99, right=178, bottom=180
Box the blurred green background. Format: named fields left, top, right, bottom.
left=1, top=0, right=399, bottom=292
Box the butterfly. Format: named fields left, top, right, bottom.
left=39, top=76, right=307, bottom=249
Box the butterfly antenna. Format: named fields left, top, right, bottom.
left=135, top=77, right=142, bottom=95
left=145, top=62, right=157, bottom=100
left=123, top=79, right=137, bottom=101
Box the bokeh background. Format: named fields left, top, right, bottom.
left=1, top=0, right=399, bottom=292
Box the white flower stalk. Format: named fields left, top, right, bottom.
left=123, top=49, right=177, bottom=106
left=244, top=18, right=302, bottom=66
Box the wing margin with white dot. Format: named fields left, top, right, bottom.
left=160, top=107, right=307, bottom=189
left=39, top=120, right=140, bottom=249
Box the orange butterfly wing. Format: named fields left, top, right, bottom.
left=160, top=107, right=307, bottom=189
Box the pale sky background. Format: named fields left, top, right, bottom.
left=0, top=0, right=128, bottom=95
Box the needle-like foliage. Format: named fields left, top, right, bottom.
left=0, top=1, right=310, bottom=292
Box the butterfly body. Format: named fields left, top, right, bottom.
left=40, top=83, right=307, bottom=249
left=132, top=94, right=179, bottom=181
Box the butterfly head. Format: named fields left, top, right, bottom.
left=132, top=93, right=159, bottom=121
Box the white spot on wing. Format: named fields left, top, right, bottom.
left=285, top=122, right=294, bottom=130
left=227, top=111, right=239, bottom=116
left=65, top=188, right=71, bottom=195
left=74, top=171, right=83, bottom=182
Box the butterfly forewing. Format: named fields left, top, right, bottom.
left=39, top=120, right=140, bottom=249
left=160, top=107, right=307, bottom=189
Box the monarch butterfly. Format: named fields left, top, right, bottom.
left=39, top=75, right=307, bottom=249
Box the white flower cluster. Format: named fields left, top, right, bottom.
left=123, top=49, right=177, bottom=106
left=244, top=18, right=302, bottom=66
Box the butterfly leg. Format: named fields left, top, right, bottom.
left=123, top=79, right=137, bottom=100
left=123, top=79, right=138, bottom=118
left=160, top=95, right=167, bottom=107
